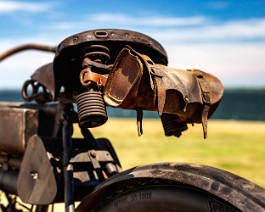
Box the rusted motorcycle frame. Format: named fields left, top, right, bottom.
left=0, top=29, right=265, bottom=212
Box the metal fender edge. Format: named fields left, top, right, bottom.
left=77, top=162, right=265, bottom=211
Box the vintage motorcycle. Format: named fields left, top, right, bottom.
left=0, top=29, right=265, bottom=212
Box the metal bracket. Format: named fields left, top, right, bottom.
left=70, top=150, right=114, bottom=165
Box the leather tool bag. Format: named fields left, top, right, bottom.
left=104, top=46, right=224, bottom=138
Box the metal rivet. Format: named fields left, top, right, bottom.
left=73, top=36, right=79, bottom=43
left=30, top=171, right=39, bottom=180
left=90, top=150, right=96, bottom=158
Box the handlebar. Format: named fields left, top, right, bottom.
left=0, top=44, right=56, bottom=61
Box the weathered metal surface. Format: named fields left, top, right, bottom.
left=53, top=29, right=168, bottom=98
left=70, top=150, right=114, bottom=164
left=17, top=135, right=59, bottom=205
left=77, top=163, right=265, bottom=212
left=21, top=103, right=67, bottom=137
left=0, top=104, right=38, bottom=156
left=30, top=63, right=56, bottom=99
left=55, top=29, right=167, bottom=64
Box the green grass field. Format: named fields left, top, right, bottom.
left=4, top=119, right=264, bottom=211
left=74, top=118, right=265, bottom=188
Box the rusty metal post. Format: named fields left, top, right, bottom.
left=62, top=116, right=75, bottom=212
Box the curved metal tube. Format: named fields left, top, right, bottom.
left=0, top=44, right=56, bottom=61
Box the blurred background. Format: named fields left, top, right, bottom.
left=0, top=0, right=265, bottom=187
left=0, top=0, right=265, bottom=120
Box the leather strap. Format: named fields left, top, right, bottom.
left=201, top=91, right=211, bottom=139
left=202, top=104, right=210, bottom=139
left=136, top=108, right=143, bottom=136
left=80, top=69, right=108, bottom=87
left=156, top=77, right=166, bottom=115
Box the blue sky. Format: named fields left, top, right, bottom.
left=0, top=0, right=265, bottom=88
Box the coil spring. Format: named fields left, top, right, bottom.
left=76, top=44, right=111, bottom=128
left=161, top=114, right=188, bottom=137
left=83, top=45, right=111, bottom=64
left=76, top=90, right=108, bottom=128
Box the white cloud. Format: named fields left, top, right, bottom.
left=1, top=39, right=264, bottom=88
left=0, top=37, right=56, bottom=89
left=0, top=52, right=54, bottom=89
left=0, top=1, right=51, bottom=14
left=1, top=12, right=265, bottom=88
left=47, top=13, right=265, bottom=44
left=46, top=13, right=208, bottom=38
left=165, top=43, right=265, bottom=87
left=149, top=18, right=265, bottom=43
left=89, top=13, right=208, bottom=27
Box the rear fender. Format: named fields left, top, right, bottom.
left=77, top=162, right=265, bottom=212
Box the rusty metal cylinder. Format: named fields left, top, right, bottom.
left=161, top=114, right=188, bottom=137
left=0, top=155, right=22, bottom=169
left=76, top=44, right=110, bottom=128
left=76, top=90, right=108, bottom=128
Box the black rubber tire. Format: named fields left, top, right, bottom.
left=76, top=163, right=265, bottom=211
left=79, top=180, right=240, bottom=212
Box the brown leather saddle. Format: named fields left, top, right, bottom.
left=103, top=46, right=224, bottom=138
